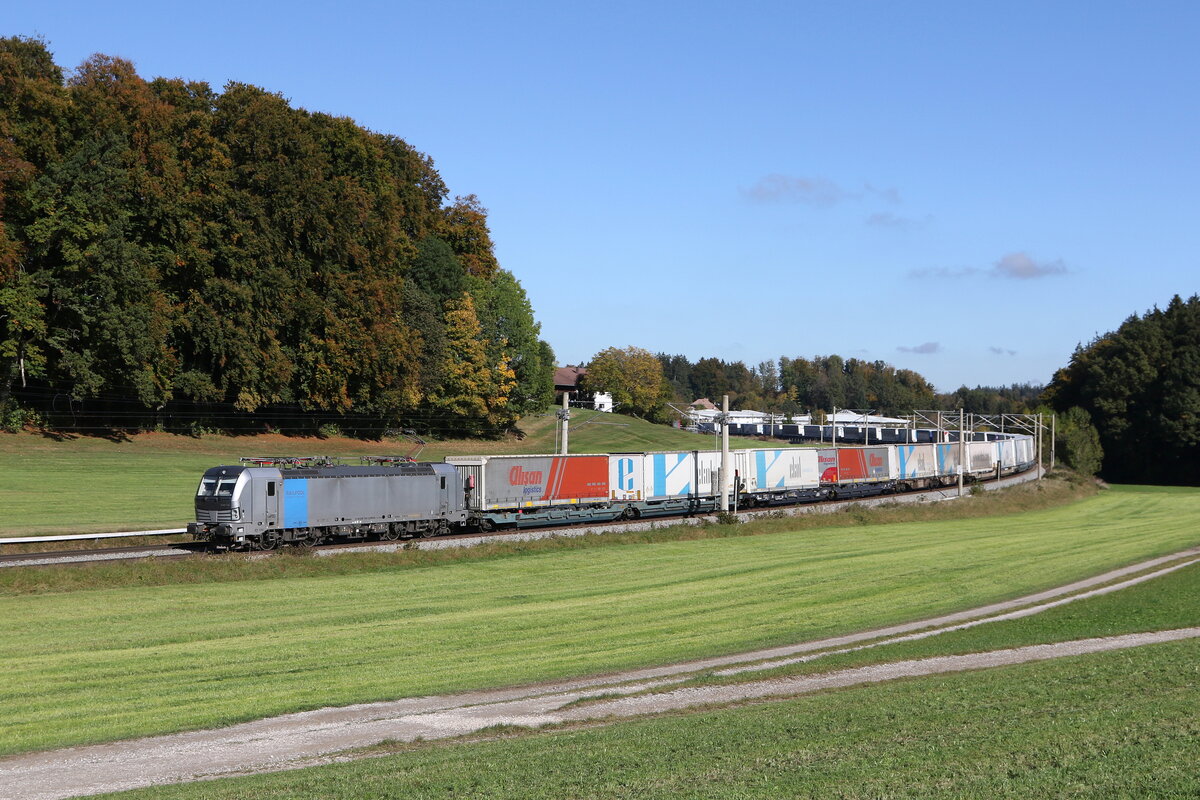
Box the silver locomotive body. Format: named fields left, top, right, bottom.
left=189, top=462, right=467, bottom=550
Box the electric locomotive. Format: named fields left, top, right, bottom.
left=189, top=457, right=467, bottom=550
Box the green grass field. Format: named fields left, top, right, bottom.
left=95, top=642, right=1200, bottom=799
left=1, top=483, right=1197, bottom=756
left=94, top=560, right=1200, bottom=798
left=623, top=552, right=1200, bottom=695
left=0, top=412, right=791, bottom=536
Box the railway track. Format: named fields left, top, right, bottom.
left=0, top=542, right=205, bottom=568
left=0, top=467, right=1042, bottom=569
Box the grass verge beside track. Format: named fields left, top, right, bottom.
left=95, top=641, right=1200, bottom=798
left=0, top=482, right=1196, bottom=756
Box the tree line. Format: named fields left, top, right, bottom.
left=1045, top=294, right=1199, bottom=485
left=588, top=292, right=1199, bottom=486
left=585, top=346, right=1111, bottom=479
left=0, top=36, right=555, bottom=436
left=657, top=351, right=1037, bottom=418
left=585, top=347, right=1042, bottom=419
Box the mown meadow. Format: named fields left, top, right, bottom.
left=0, top=482, right=1196, bottom=756
left=93, top=561, right=1200, bottom=799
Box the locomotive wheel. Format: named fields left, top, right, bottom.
left=258, top=532, right=281, bottom=551
left=296, top=528, right=321, bottom=548
left=382, top=525, right=401, bottom=541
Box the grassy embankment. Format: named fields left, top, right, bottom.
left=94, top=559, right=1200, bottom=799
left=0, top=411, right=782, bottom=537
left=0, top=482, right=1196, bottom=756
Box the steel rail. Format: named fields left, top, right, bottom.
left=0, top=528, right=187, bottom=545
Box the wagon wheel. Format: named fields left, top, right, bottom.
left=478, top=518, right=495, bottom=532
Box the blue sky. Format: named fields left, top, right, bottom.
left=8, top=1, right=1198, bottom=391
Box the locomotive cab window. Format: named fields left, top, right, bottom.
left=198, top=478, right=217, bottom=497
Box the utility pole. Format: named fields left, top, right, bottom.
left=558, top=391, right=571, bottom=455
left=1050, top=413, right=1056, bottom=471
left=1037, top=412, right=1043, bottom=481
left=720, top=394, right=731, bottom=512
left=958, top=408, right=965, bottom=497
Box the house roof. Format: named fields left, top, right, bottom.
left=554, top=366, right=587, bottom=389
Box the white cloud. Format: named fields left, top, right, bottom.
left=909, top=251, right=1069, bottom=280
left=866, top=211, right=930, bottom=230
left=864, top=183, right=902, bottom=205
left=908, top=265, right=980, bottom=279
left=898, top=342, right=941, bottom=354
left=992, top=252, right=1068, bottom=279
left=742, top=174, right=852, bottom=207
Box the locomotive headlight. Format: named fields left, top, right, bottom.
left=237, top=527, right=244, bottom=533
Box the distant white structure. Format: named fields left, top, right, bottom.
left=686, top=408, right=811, bottom=427
left=685, top=408, right=910, bottom=429
left=592, top=392, right=614, bottom=413
left=825, top=411, right=909, bottom=425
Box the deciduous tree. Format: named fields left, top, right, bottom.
left=585, top=346, right=669, bottom=418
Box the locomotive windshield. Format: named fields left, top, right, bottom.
left=197, top=477, right=237, bottom=497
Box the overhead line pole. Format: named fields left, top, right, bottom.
left=558, top=391, right=570, bottom=455
left=720, top=394, right=731, bottom=512
left=1037, top=412, right=1043, bottom=481
left=1051, top=413, right=1056, bottom=471
left=958, top=408, right=965, bottom=497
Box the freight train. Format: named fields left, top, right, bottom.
left=188, top=433, right=1037, bottom=551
